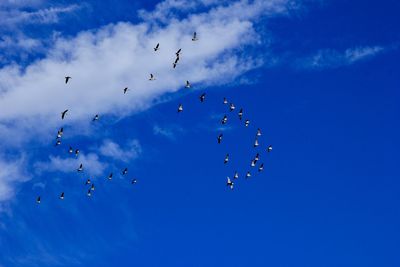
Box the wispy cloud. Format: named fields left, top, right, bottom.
left=99, top=139, right=141, bottom=162
left=153, top=124, right=184, bottom=140
left=0, top=155, right=30, bottom=202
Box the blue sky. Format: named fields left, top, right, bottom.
left=0, top=0, right=399, bottom=266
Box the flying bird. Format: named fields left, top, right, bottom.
left=65, top=76, right=71, bottom=84
left=92, top=114, right=99, bottom=121
left=55, top=139, right=61, bottom=146
left=192, top=32, right=198, bottom=41
left=254, top=153, right=260, bottom=161
left=108, top=173, right=113, bottom=180
left=221, top=115, right=228, bottom=124
left=57, top=127, right=63, bottom=138
left=256, top=128, right=262, bottom=136
left=77, top=164, right=83, bottom=172
left=258, top=163, right=264, bottom=172
left=177, top=104, right=183, bottom=113
left=254, top=138, right=259, bottom=148
left=244, top=119, right=250, bottom=127
left=199, top=93, right=206, bottom=102
left=226, top=177, right=234, bottom=189
left=91, top=184, right=95, bottom=191
left=217, top=134, right=223, bottom=144
left=149, top=74, right=155, bottom=81
left=154, top=43, right=160, bottom=51
left=234, top=171, right=239, bottom=179
left=223, top=97, right=228, bottom=104
left=267, top=145, right=273, bottom=152
left=251, top=160, right=256, bottom=167
left=61, top=109, right=68, bottom=120
left=85, top=179, right=91, bottom=185
left=246, top=171, right=251, bottom=178
left=176, top=48, right=181, bottom=57
left=36, top=196, right=41, bottom=204
left=60, top=192, right=64, bottom=200
left=75, top=149, right=80, bottom=157
left=224, top=154, right=229, bottom=164
left=229, top=103, right=235, bottom=111
left=87, top=189, right=92, bottom=197
left=122, top=168, right=128, bottom=175
left=123, top=87, right=129, bottom=94
left=238, top=109, right=243, bottom=120
left=68, top=146, right=73, bottom=154
left=185, top=80, right=191, bottom=88
left=131, top=179, right=137, bottom=184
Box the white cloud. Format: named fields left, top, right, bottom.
left=153, top=124, right=184, bottom=140
left=297, top=45, right=385, bottom=69
left=99, top=139, right=141, bottom=162
left=0, top=155, right=30, bottom=202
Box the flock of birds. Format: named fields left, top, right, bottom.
left=36, top=32, right=272, bottom=204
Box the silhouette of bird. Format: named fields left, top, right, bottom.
left=123, top=87, right=129, bottom=94
left=68, top=146, right=73, bottom=154
left=75, top=149, right=80, bottom=157
left=177, top=104, right=183, bottom=113
left=229, top=103, right=235, bottom=111
left=91, top=184, right=95, bottom=191
left=246, top=171, right=251, bottom=178
left=65, top=76, right=71, bottom=84
left=256, top=128, right=262, bottom=136
left=131, top=179, right=137, bottom=184
left=226, top=177, right=234, bottom=189
left=238, top=108, right=243, bottom=120
left=36, top=196, right=41, bottom=204
left=254, top=138, right=259, bottom=148
left=87, top=189, right=92, bottom=197
left=217, top=134, right=223, bottom=144
left=199, top=93, right=206, bottom=102
left=192, top=32, right=198, bottom=41
left=149, top=73, right=155, bottom=81
left=92, top=114, right=99, bottom=121
left=267, top=145, right=273, bottom=152
left=224, top=154, right=229, bottom=164
left=223, top=97, right=228, bottom=104
left=258, top=163, right=264, bottom=172
left=244, top=119, right=250, bottom=127
left=254, top=153, right=260, bottom=161
left=251, top=160, right=256, bottom=167
left=85, top=179, right=91, bottom=185
left=122, top=168, right=128, bottom=175
left=60, top=192, right=64, bottom=200
left=61, top=109, right=68, bottom=120
left=234, top=171, right=239, bottom=179
left=108, top=173, right=113, bottom=180
left=154, top=43, right=160, bottom=51
left=185, top=80, right=191, bottom=88
left=57, top=127, right=63, bottom=138
left=55, top=139, right=61, bottom=146
left=77, top=164, right=83, bottom=172
left=221, top=115, right=228, bottom=124
left=176, top=48, right=181, bottom=57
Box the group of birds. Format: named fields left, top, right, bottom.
left=36, top=31, right=271, bottom=204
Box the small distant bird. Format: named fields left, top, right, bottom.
left=246, top=171, right=251, bottom=178
left=254, top=153, right=260, bottom=161
left=131, top=179, right=137, bottom=184
left=176, top=48, right=181, bottom=57
left=61, top=109, right=68, bottom=120
left=251, top=160, right=256, bottom=167
left=192, top=32, right=198, bottom=41
left=223, top=97, right=228, bottom=104
left=221, top=115, right=228, bottom=124
left=267, top=145, right=273, bottom=152
left=85, top=179, right=91, bottom=185
left=229, top=103, right=235, bottom=111
left=36, top=196, right=41, bottom=204
left=87, top=189, right=92, bottom=197
left=199, top=93, right=206, bottom=102
left=123, top=87, right=129, bottom=94
left=245, top=119, right=250, bottom=127
left=254, top=138, right=259, bottom=148
left=91, top=184, right=95, bottom=191
left=122, top=168, right=128, bottom=175
left=77, top=164, right=83, bottom=172
left=258, top=163, right=264, bottom=172
left=65, top=76, right=71, bottom=84
left=75, top=149, right=80, bottom=157
left=92, top=114, right=99, bottom=121
left=173, top=57, right=179, bottom=68
left=55, top=139, right=61, bottom=146
left=60, top=192, right=64, bottom=200
left=154, top=43, right=160, bottom=51
left=108, top=173, right=113, bottom=180
left=68, top=146, right=73, bottom=154
left=57, top=127, right=63, bottom=138
left=226, top=177, right=234, bottom=189
left=217, top=134, right=223, bottom=144
left=224, top=154, right=229, bottom=164
left=256, top=128, right=262, bottom=136
left=149, top=74, right=155, bottom=81
left=185, top=80, right=191, bottom=88
left=238, top=108, right=243, bottom=120
left=234, top=171, right=239, bottom=179
left=177, top=104, right=183, bottom=113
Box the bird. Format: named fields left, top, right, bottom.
left=256, top=128, right=262, bottom=136
left=226, top=177, right=234, bottom=189
left=192, top=31, right=198, bottom=41
left=65, top=76, right=71, bottom=84
left=175, top=48, right=181, bottom=57
left=229, top=103, right=235, bottom=111
left=177, top=104, right=183, bottom=113
left=199, top=93, right=206, bottom=102
left=68, top=146, right=73, bottom=154
left=254, top=138, right=259, bottom=148
left=91, top=184, right=95, bottom=191
left=61, top=109, right=68, bottom=120
left=244, top=119, right=250, bottom=127
left=108, top=173, right=113, bottom=180
left=246, top=171, right=251, bottom=178
left=131, top=179, right=137, bottom=184
left=36, top=196, right=41, bottom=204
left=57, top=127, right=63, bottom=138
left=267, top=145, right=273, bottom=152
left=234, top=171, right=239, bottom=179
left=60, top=192, right=64, bottom=200
left=75, top=149, right=80, bottom=157
left=223, top=97, right=228, bottom=104
left=217, top=134, right=223, bottom=144
left=122, top=168, right=128, bottom=175
left=92, top=114, right=99, bottom=121
left=238, top=108, right=243, bottom=120
left=154, top=43, right=160, bottom=51
left=123, top=87, right=129, bottom=94
left=221, top=115, right=228, bottom=124
left=77, top=164, right=83, bottom=172
left=258, top=163, right=264, bottom=172
left=185, top=80, right=191, bottom=88
left=251, top=160, right=256, bottom=167
left=224, top=154, right=229, bottom=164
left=55, top=139, right=61, bottom=146
left=149, top=73, right=155, bottom=81
left=254, top=153, right=260, bottom=161
left=85, top=179, right=91, bottom=185
left=87, top=189, right=92, bottom=197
